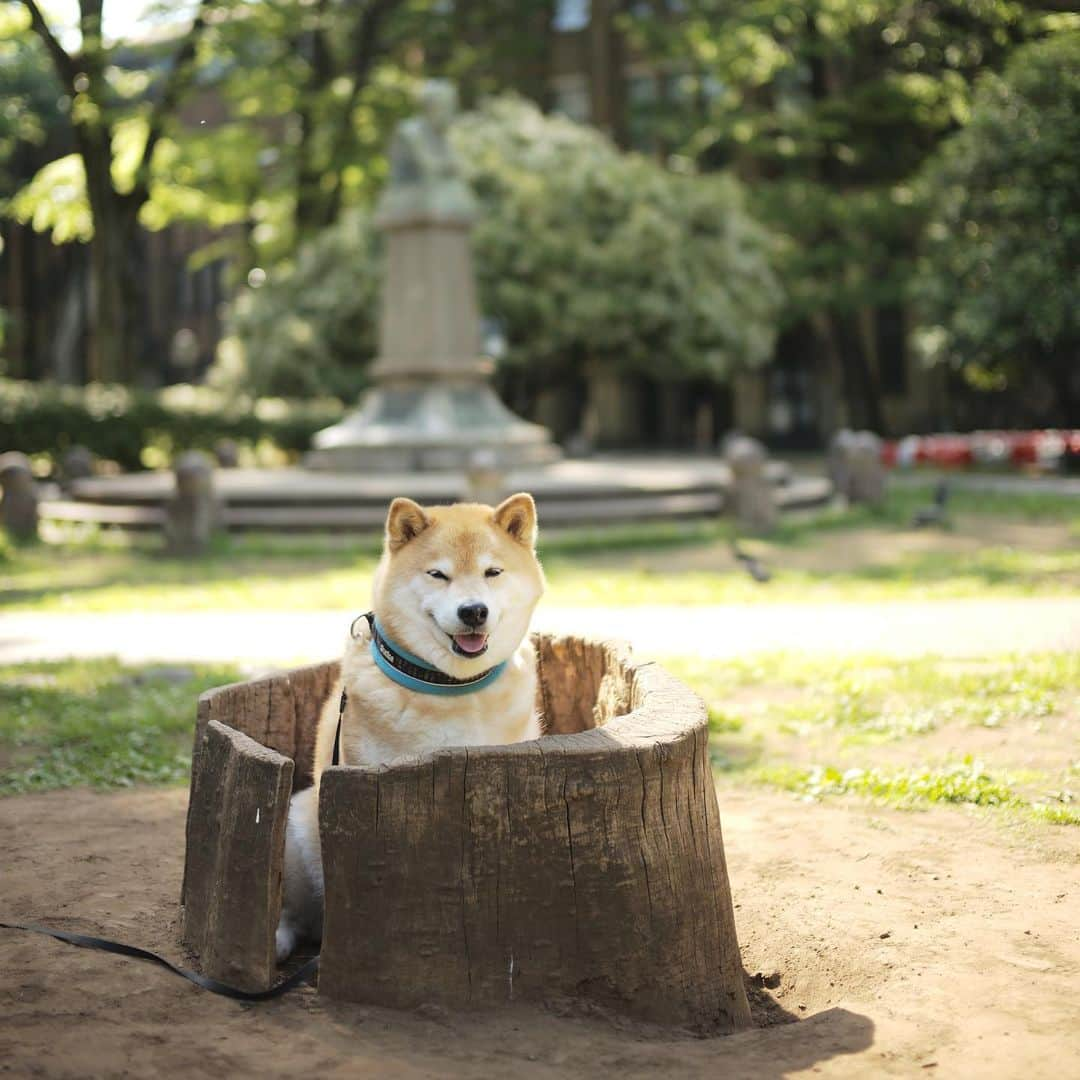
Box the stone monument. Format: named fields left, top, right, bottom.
left=307, top=80, right=559, bottom=472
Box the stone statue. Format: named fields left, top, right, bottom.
left=307, top=79, right=558, bottom=472
left=374, top=80, right=477, bottom=228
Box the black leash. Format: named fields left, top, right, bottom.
left=0, top=920, right=319, bottom=1001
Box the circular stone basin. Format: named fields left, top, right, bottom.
left=180, top=634, right=750, bottom=1032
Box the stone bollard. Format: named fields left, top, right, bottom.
left=849, top=431, right=886, bottom=507
left=164, top=451, right=222, bottom=555
left=725, top=435, right=777, bottom=532
left=59, top=445, right=95, bottom=491
left=213, top=438, right=240, bottom=469
left=465, top=448, right=505, bottom=506
left=827, top=428, right=857, bottom=499
left=718, top=429, right=747, bottom=459
left=0, top=451, right=40, bottom=542
left=563, top=431, right=593, bottom=459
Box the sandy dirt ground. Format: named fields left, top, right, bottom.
left=2, top=784, right=1078, bottom=1079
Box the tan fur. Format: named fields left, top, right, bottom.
left=276, top=493, right=545, bottom=960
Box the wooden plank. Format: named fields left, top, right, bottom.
left=191, top=661, right=338, bottom=792
left=317, top=644, right=750, bottom=1032
left=318, top=749, right=473, bottom=1007
left=181, top=720, right=293, bottom=992
left=285, top=660, right=340, bottom=789
left=181, top=640, right=748, bottom=1027
left=533, top=632, right=633, bottom=734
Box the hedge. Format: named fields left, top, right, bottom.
left=0, top=379, right=346, bottom=472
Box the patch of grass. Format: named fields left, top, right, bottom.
left=772, top=482, right=1080, bottom=543
left=707, top=707, right=744, bottom=733
left=753, top=761, right=1080, bottom=826
left=0, top=659, right=244, bottom=795
left=885, top=480, right=1080, bottom=525
left=1029, top=803, right=1080, bottom=826
left=542, top=548, right=1080, bottom=605
left=666, top=651, right=1079, bottom=825
left=5, top=484, right=1079, bottom=612
left=667, top=652, right=1079, bottom=737
left=541, top=518, right=728, bottom=554
left=751, top=758, right=1020, bottom=808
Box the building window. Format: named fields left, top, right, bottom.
left=553, top=0, right=590, bottom=32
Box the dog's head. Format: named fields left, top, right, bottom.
left=372, top=493, right=545, bottom=678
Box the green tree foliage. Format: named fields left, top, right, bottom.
left=4, top=0, right=432, bottom=380
left=0, top=6, right=64, bottom=197
left=0, top=376, right=343, bottom=469
left=211, top=209, right=379, bottom=399
left=622, top=0, right=1070, bottom=428
left=212, top=97, right=782, bottom=398
left=914, top=31, right=1080, bottom=421
left=8, top=0, right=219, bottom=382
left=457, top=98, right=781, bottom=381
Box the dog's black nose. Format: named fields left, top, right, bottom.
left=458, top=602, right=488, bottom=628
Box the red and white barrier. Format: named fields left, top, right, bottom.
left=883, top=430, right=1080, bottom=470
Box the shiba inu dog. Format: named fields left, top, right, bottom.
left=275, top=492, right=545, bottom=961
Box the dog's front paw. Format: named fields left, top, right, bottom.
left=275, top=919, right=298, bottom=963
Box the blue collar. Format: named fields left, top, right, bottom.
left=359, top=613, right=508, bottom=697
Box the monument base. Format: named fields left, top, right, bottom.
left=305, top=380, right=562, bottom=472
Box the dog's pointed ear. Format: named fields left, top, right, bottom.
left=386, top=497, right=430, bottom=552
left=493, top=492, right=537, bottom=549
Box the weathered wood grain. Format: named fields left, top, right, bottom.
left=318, top=641, right=751, bottom=1032
left=181, top=638, right=749, bottom=1029
left=180, top=720, right=293, bottom=992
left=191, top=660, right=339, bottom=791
left=534, top=633, right=633, bottom=734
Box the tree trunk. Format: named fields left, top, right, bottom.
left=86, top=202, right=147, bottom=384
left=588, top=0, right=628, bottom=147
left=320, top=635, right=751, bottom=1032
left=1049, top=347, right=1080, bottom=426
left=81, top=132, right=148, bottom=384
left=180, top=639, right=753, bottom=1032
left=837, top=313, right=883, bottom=432
left=293, top=5, right=338, bottom=238
left=811, top=311, right=883, bottom=432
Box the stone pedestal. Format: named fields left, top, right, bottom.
left=164, top=451, right=222, bottom=555
left=849, top=431, right=886, bottom=506
left=307, top=217, right=559, bottom=472
left=0, top=451, right=39, bottom=542
left=307, top=83, right=559, bottom=473
left=307, top=379, right=560, bottom=472
left=827, top=428, right=856, bottom=497
left=725, top=435, right=777, bottom=532
left=828, top=429, right=886, bottom=506
left=60, top=445, right=95, bottom=491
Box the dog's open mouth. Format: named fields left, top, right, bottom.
left=451, top=632, right=489, bottom=658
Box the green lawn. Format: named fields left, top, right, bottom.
left=665, top=651, right=1080, bottom=826
left=3, top=652, right=1075, bottom=828
left=4, top=485, right=1078, bottom=612
left=0, top=659, right=244, bottom=795
left=3, top=486, right=1077, bottom=813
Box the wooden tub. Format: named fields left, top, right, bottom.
left=180, top=634, right=750, bottom=1032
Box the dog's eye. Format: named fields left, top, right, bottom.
left=484, top=567, right=503, bottom=578
left=427, top=569, right=450, bottom=581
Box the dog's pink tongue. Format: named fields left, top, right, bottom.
left=454, top=633, right=488, bottom=655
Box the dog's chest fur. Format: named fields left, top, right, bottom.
left=319, top=633, right=540, bottom=772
